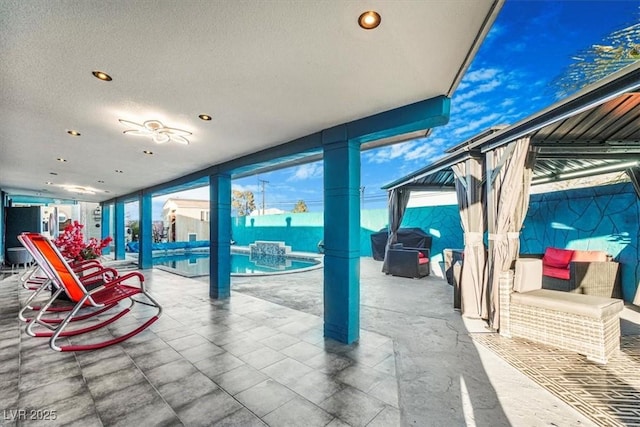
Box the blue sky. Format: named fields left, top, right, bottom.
left=139, top=0, right=639, bottom=220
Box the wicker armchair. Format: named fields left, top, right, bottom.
left=386, top=245, right=431, bottom=278
left=519, top=249, right=621, bottom=298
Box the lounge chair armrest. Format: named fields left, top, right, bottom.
left=88, top=271, right=145, bottom=294
left=79, top=267, right=119, bottom=283
left=72, top=259, right=102, bottom=268
left=401, top=247, right=430, bottom=257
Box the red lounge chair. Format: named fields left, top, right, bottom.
left=23, top=233, right=162, bottom=352
left=17, top=233, right=117, bottom=323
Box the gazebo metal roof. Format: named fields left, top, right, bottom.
left=382, top=62, right=640, bottom=192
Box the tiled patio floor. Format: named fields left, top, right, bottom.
left=0, top=269, right=398, bottom=427
left=1, top=258, right=638, bottom=426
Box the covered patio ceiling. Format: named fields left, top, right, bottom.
left=383, top=62, right=640, bottom=192
left=0, top=0, right=502, bottom=203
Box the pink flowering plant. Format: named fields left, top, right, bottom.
left=54, top=221, right=112, bottom=261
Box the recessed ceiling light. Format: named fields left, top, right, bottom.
left=358, top=11, right=381, bottom=30
left=199, top=114, right=212, bottom=121
left=115, top=170, right=123, bottom=173
left=67, top=130, right=81, bottom=136
left=49, top=172, right=58, bottom=175
left=45, top=181, right=53, bottom=185
left=97, top=180, right=105, bottom=183
left=92, top=70, right=112, bottom=81
left=143, top=150, right=153, bottom=155
left=57, top=158, right=67, bottom=162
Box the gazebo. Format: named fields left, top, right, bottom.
left=382, top=61, right=640, bottom=331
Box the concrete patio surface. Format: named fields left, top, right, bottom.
left=3, top=257, right=638, bottom=426
left=229, top=257, right=604, bottom=427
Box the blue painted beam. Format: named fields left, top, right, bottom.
left=323, top=126, right=360, bottom=344
left=103, top=95, right=449, bottom=204
left=6, top=195, right=77, bottom=205
left=347, top=96, right=450, bottom=144
left=209, top=173, right=232, bottom=299
left=100, top=203, right=111, bottom=255
left=114, top=201, right=126, bottom=260
left=138, top=191, right=153, bottom=269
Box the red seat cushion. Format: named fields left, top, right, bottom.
left=543, top=265, right=570, bottom=280
left=542, top=247, right=574, bottom=268
left=418, top=258, right=429, bottom=265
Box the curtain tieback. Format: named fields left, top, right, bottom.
left=488, top=233, right=506, bottom=241
left=488, top=232, right=520, bottom=241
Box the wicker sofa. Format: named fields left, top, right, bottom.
left=499, top=260, right=624, bottom=364
left=520, top=247, right=621, bottom=298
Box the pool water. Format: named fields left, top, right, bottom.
left=153, top=251, right=320, bottom=277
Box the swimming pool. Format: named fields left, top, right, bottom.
left=153, top=250, right=322, bottom=277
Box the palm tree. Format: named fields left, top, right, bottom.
left=553, top=20, right=640, bottom=97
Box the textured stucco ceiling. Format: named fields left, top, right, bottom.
left=0, top=0, right=501, bottom=202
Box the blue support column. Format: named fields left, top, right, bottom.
left=100, top=203, right=111, bottom=255
left=323, top=126, right=360, bottom=344
left=114, top=201, right=126, bottom=260
left=138, top=191, right=153, bottom=269
left=0, top=191, right=5, bottom=265
left=209, top=173, right=232, bottom=299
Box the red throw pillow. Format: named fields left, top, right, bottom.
left=542, top=247, right=574, bottom=269
left=418, top=252, right=425, bottom=259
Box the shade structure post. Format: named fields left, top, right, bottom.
left=485, top=137, right=533, bottom=331
left=100, top=203, right=111, bottom=255
left=138, top=191, right=153, bottom=269
left=114, top=201, right=126, bottom=260
left=453, top=155, right=486, bottom=319
left=209, top=173, right=232, bottom=299
left=323, top=126, right=360, bottom=344
left=382, top=188, right=411, bottom=273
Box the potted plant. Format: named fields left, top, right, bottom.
left=54, top=221, right=112, bottom=262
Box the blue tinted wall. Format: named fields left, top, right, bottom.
left=230, top=183, right=639, bottom=301
left=231, top=205, right=464, bottom=277
left=522, top=182, right=639, bottom=301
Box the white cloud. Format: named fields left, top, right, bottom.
left=454, top=79, right=501, bottom=103
left=366, top=141, right=415, bottom=164
left=453, top=100, right=486, bottom=115
left=404, top=143, right=439, bottom=162
left=464, top=68, right=500, bottom=82
left=365, top=137, right=446, bottom=165
left=232, top=183, right=260, bottom=193
left=453, top=112, right=502, bottom=136
left=288, top=162, right=323, bottom=181
left=500, top=98, right=515, bottom=108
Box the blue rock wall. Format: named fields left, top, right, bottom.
left=521, top=183, right=639, bottom=301
left=400, top=205, right=464, bottom=268
left=228, top=183, right=638, bottom=301
left=232, top=213, right=325, bottom=253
